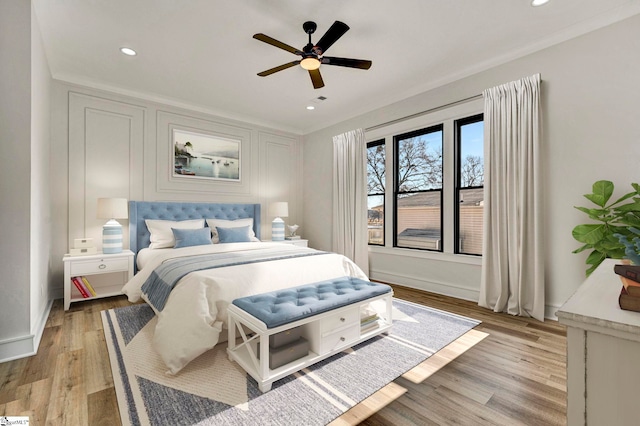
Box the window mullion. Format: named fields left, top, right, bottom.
left=442, top=119, right=455, bottom=253
left=384, top=136, right=394, bottom=247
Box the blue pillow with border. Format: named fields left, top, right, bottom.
left=171, top=227, right=212, bottom=248
left=216, top=225, right=252, bottom=243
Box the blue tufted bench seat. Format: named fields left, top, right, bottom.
left=227, top=276, right=393, bottom=392
left=232, top=276, right=392, bottom=329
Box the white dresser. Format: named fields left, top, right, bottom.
left=556, top=259, right=640, bottom=426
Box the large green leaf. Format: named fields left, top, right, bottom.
left=574, top=206, right=608, bottom=221
left=609, top=190, right=638, bottom=207
left=572, top=243, right=590, bottom=254
left=572, top=224, right=607, bottom=244
left=607, top=247, right=627, bottom=259
left=584, top=180, right=614, bottom=207
left=586, top=249, right=606, bottom=265
left=615, top=200, right=640, bottom=213
left=598, top=238, right=623, bottom=251
left=623, top=214, right=640, bottom=227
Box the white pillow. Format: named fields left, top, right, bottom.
left=205, top=218, right=259, bottom=243
left=145, top=219, right=205, bottom=249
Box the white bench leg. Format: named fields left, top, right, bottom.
left=385, top=295, right=393, bottom=334
left=259, top=333, right=269, bottom=380
left=228, top=313, right=237, bottom=361
left=259, top=381, right=273, bottom=392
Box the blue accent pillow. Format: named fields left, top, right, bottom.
left=216, top=225, right=252, bottom=243
left=171, top=227, right=212, bottom=248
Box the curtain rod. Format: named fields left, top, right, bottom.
left=365, top=93, right=482, bottom=132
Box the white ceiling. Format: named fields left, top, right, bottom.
left=32, top=0, right=640, bottom=134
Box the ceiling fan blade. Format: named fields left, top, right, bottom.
left=309, top=69, right=324, bottom=89
left=314, top=21, right=349, bottom=55
left=257, top=61, right=300, bottom=77
left=322, top=56, right=372, bottom=70
left=253, top=33, right=302, bottom=55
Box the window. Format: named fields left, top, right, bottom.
left=367, top=139, right=385, bottom=245
left=455, top=115, right=484, bottom=255
left=366, top=102, right=484, bottom=258
left=394, top=125, right=443, bottom=250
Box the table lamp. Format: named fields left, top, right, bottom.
left=97, top=198, right=128, bottom=253
left=269, top=202, right=288, bottom=241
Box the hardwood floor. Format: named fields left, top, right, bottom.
left=0, top=286, right=567, bottom=425
left=360, top=286, right=567, bottom=426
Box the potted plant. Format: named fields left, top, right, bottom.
left=572, top=180, right=640, bottom=275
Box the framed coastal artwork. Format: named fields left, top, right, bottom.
left=172, top=129, right=241, bottom=181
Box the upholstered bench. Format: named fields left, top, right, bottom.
left=227, top=276, right=393, bottom=392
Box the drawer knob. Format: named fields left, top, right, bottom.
left=98, top=264, right=106, bottom=269
left=340, top=337, right=345, bottom=342
left=340, top=317, right=345, bottom=322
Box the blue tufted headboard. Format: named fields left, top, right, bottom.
left=129, top=201, right=261, bottom=258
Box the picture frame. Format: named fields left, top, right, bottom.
left=172, top=128, right=241, bottom=182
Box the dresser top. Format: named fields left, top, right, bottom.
left=557, top=258, right=640, bottom=338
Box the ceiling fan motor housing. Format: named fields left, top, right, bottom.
left=303, top=21, right=317, bottom=34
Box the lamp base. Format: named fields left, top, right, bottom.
left=271, top=217, right=285, bottom=241
left=103, top=219, right=123, bottom=254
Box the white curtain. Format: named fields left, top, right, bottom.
left=479, top=74, right=545, bottom=321
left=332, top=128, right=369, bottom=274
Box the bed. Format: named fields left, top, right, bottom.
left=122, top=201, right=368, bottom=374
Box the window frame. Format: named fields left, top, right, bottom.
left=393, top=124, right=444, bottom=252
left=367, top=139, right=386, bottom=246
left=364, top=96, right=484, bottom=264
left=454, top=113, right=484, bottom=256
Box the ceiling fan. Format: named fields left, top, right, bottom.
left=253, top=21, right=372, bottom=89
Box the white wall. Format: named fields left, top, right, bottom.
left=0, top=1, right=53, bottom=362
left=303, top=14, right=640, bottom=316
left=50, top=82, right=303, bottom=299
left=30, top=1, right=53, bottom=338
left=0, top=0, right=32, bottom=350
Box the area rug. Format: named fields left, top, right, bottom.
left=102, top=299, right=481, bottom=426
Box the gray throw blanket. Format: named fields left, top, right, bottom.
left=141, top=247, right=329, bottom=311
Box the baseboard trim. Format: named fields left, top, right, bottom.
left=0, top=298, right=53, bottom=363
left=371, top=269, right=561, bottom=322
left=370, top=269, right=480, bottom=302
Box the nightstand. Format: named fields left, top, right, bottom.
left=63, top=250, right=134, bottom=310
left=265, top=239, right=309, bottom=247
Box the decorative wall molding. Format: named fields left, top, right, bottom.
left=68, top=92, right=145, bottom=250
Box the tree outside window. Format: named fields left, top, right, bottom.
left=367, top=140, right=385, bottom=245
left=395, top=125, right=443, bottom=251
left=456, top=115, right=484, bottom=255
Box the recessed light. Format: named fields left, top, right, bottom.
left=531, top=0, right=549, bottom=6
left=120, top=47, right=137, bottom=56
left=306, top=105, right=315, bottom=110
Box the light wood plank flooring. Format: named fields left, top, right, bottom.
left=0, top=285, right=566, bottom=425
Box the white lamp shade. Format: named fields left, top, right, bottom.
left=269, top=202, right=289, bottom=218
left=97, top=198, right=128, bottom=219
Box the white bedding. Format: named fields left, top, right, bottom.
left=122, top=242, right=368, bottom=374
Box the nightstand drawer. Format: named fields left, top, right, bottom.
left=70, top=258, right=129, bottom=275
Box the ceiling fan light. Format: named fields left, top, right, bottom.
left=300, top=57, right=321, bottom=70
